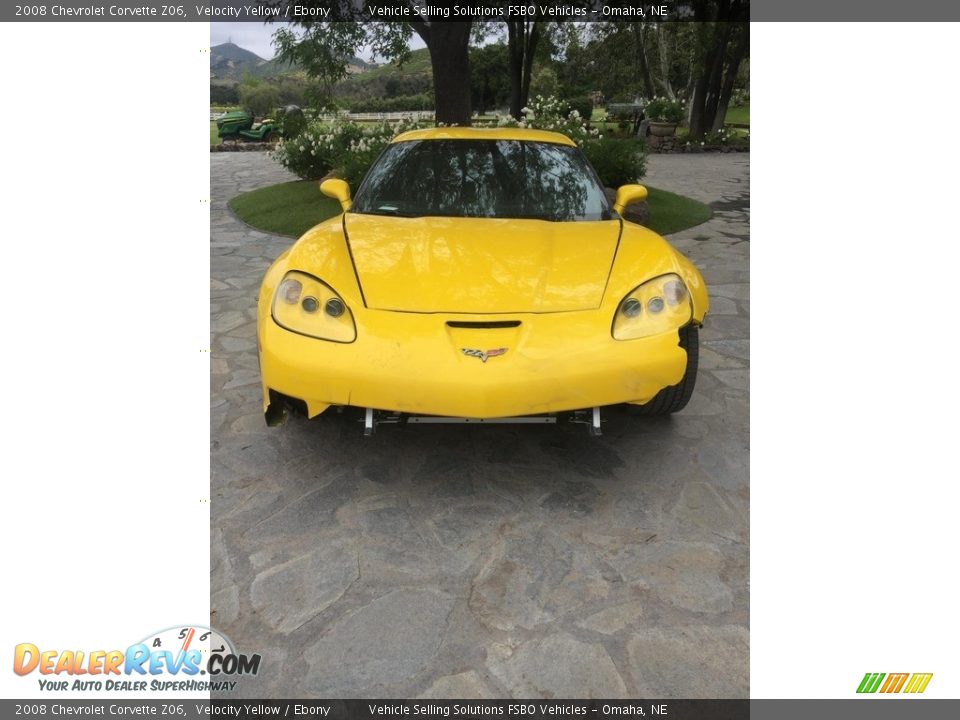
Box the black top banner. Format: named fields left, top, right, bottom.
left=8, top=1, right=725, bottom=22
left=6, top=0, right=960, bottom=22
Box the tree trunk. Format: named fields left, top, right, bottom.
left=507, top=20, right=545, bottom=118
left=424, top=24, right=473, bottom=126
left=521, top=22, right=540, bottom=109
left=634, top=24, right=656, bottom=99
left=688, top=76, right=709, bottom=138
left=702, top=22, right=733, bottom=128
left=687, top=21, right=715, bottom=139
left=656, top=27, right=678, bottom=99
left=711, top=24, right=749, bottom=131
left=508, top=22, right=524, bottom=118
left=687, top=0, right=743, bottom=139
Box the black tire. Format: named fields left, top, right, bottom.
left=628, top=324, right=700, bottom=416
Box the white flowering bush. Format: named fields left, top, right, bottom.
left=644, top=96, right=685, bottom=124
left=484, top=95, right=647, bottom=187
left=272, top=114, right=361, bottom=180
left=703, top=128, right=748, bottom=146
left=340, top=117, right=420, bottom=186
left=483, top=94, right=601, bottom=146
left=272, top=114, right=420, bottom=184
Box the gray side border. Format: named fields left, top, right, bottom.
left=752, top=699, right=960, bottom=719
left=752, top=0, right=960, bottom=20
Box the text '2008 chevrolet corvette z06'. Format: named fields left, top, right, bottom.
left=257, top=128, right=708, bottom=435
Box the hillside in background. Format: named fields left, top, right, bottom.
left=209, top=42, right=434, bottom=111
left=332, top=48, right=433, bottom=106
left=211, top=41, right=373, bottom=83
left=210, top=42, right=272, bottom=80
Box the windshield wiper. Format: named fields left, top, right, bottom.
left=514, top=214, right=567, bottom=222
left=356, top=208, right=421, bottom=218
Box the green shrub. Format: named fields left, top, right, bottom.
left=210, top=83, right=239, bottom=105
left=239, top=84, right=280, bottom=119
left=563, top=96, right=594, bottom=123
left=277, top=106, right=307, bottom=140
left=583, top=138, right=647, bottom=188
left=703, top=128, right=747, bottom=146
left=272, top=118, right=361, bottom=180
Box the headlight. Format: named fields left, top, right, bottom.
left=613, top=273, right=692, bottom=340
left=271, top=271, right=356, bottom=342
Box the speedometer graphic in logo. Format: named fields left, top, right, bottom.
left=137, top=625, right=244, bottom=676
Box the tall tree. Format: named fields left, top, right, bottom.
left=633, top=24, right=656, bottom=100
left=419, top=23, right=473, bottom=124
left=470, top=43, right=511, bottom=114
left=711, top=24, right=749, bottom=130
left=269, top=2, right=475, bottom=125
left=686, top=0, right=749, bottom=139
left=506, top=19, right=545, bottom=118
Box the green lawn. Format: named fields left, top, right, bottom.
left=229, top=181, right=342, bottom=238
left=643, top=187, right=712, bottom=235
left=594, top=103, right=748, bottom=129
left=230, top=180, right=710, bottom=238
left=210, top=121, right=221, bottom=146
left=725, top=103, right=750, bottom=125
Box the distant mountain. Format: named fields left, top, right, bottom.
left=210, top=41, right=374, bottom=82
left=212, top=41, right=262, bottom=65
left=210, top=42, right=269, bottom=80
left=347, top=56, right=376, bottom=73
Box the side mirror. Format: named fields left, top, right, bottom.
left=320, top=178, right=352, bottom=212
left=612, top=184, right=648, bottom=215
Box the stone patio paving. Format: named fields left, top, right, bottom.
left=210, top=150, right=749, bottom=698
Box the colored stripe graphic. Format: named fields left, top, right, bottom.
left=880, top=673, right=909, bottom=693
left=858, top=672, right=933, bottom=694
left=903, top=673, right=933, bottom=694
left=857, top=673, right=885, bottom=693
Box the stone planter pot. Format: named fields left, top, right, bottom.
left=648, top=121, right=678, bottom=137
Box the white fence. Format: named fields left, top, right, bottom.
left=210, top=110, right=435, bottom=122
left=334, top=111, right=435, bottom=122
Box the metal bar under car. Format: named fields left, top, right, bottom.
left=360, top=407, right=602, bottom=437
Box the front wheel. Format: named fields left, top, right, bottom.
left=628, top=324, right=700, bottom=416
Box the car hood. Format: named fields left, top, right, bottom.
left=343, top=214, right=622, bottom=313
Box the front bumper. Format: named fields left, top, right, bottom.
left=259, top=310, right=690, bottom=420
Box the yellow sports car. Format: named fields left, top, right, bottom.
left=257, top=127, right=708, bottom=435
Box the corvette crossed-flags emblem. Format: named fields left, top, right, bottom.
left=461, top=347, right=508, bottom=363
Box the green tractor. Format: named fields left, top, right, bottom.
left=216, top=110, right=280, bottom=143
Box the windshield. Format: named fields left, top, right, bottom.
left=351, top=139, right=612, bottom=222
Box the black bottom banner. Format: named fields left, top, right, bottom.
left=4, top=699, right=960, bottom=719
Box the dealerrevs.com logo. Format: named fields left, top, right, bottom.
left=13, top=625, right=261, bottom=692
left=857, top=672, right=933, bottom=694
